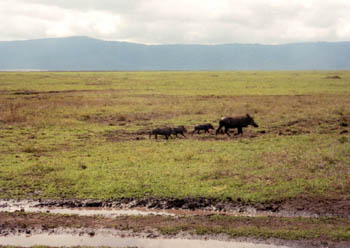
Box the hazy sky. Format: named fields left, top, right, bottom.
left=1, top=0, right=350, bottom=44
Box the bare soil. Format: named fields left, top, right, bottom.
left=325, top=75, right=342, bottom=79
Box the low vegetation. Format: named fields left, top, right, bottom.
left=0, top=71, right=349, bottom=204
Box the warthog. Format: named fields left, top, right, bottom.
left=149, top=127, right=173, bottom=140
left=172, top=125, right=187, bottom=137
left=192, top=123, right=214, bottom=135
left=216, top=114, right=258, bottom=136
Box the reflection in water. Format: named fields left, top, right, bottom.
left=0, top=200, right=294, bottom=248
left=0, top=232, right=291, bottom=248
left=0, top=200, right=175, bottom=217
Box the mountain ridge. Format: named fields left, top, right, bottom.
left=1, top=36, right=350, bottom=70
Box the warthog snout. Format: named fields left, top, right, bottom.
left=246, top=114, right=258, bottom=128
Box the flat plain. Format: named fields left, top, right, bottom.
left=0, top=71, right=349, bottom=246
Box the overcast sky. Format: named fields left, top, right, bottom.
left=1, top=0, right=350, bottom=44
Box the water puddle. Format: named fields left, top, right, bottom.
left=0, top=200, right=176, bottom=217
left=0, top=230, right=292, bottom=248
left=0, top=199, right=321, bottom=218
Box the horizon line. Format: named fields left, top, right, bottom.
left=1, top=35, right=350, bottom=46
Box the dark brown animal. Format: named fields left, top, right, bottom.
left=216, top=114, right=258, bottom=136
left=192, top=123, right=214, bottom=135
left=149, top=127, right=173, bottom=140
left=172, top=126, right=187, bottom=137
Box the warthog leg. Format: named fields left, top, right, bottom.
left=224, top=126, right=230, bottom=136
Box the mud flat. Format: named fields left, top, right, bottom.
left=1, top=210, right=349, bottom=248
left=0, top=229, right=292, bottom=248
left=1, top=227, right=349, bottom=248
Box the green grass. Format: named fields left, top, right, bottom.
left=166, top=215, right=350, bottom=241
left=1, top=134, right=348, bottom=201
left=1, top=71, right=350, bottom=95
left=0, top=71, right=349, bottom=203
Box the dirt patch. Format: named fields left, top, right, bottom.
left=0, top=90, right=13, bottom=95
left=12, top=90, right=81, bottom=95
left=268, top=116, right=350, bottom=136
left=10, top=89, right=131, bottom=96
left=325, top=75, right=342, bottom=79
left=280, top=197, right=350, bottom=218
left=191, top=131, right=259, bottom=141
left=103, top=128, right=262, bottom=142
left=104, top=129, right=149, bottom=142
left=82, top=111, right=177, bottom=126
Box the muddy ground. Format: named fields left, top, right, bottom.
left=1, top=211, right=350, bottom=248
left=1, top=197, right=350, bottom=247
left=9, top=196, right=350, bottom=218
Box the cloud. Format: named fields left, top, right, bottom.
left=0, top=0, right=122, bottom=40
left=1, top=0, right=350, bottom=44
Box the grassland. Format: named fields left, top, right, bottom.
left=0, top=71, right=349, bottom=205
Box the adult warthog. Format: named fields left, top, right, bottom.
left=149, top=127, right=173, bottom=140
left=216, top=114, right=258, bottom=136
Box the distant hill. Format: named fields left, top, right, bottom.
left=1, top=36, right=350, bottom=70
